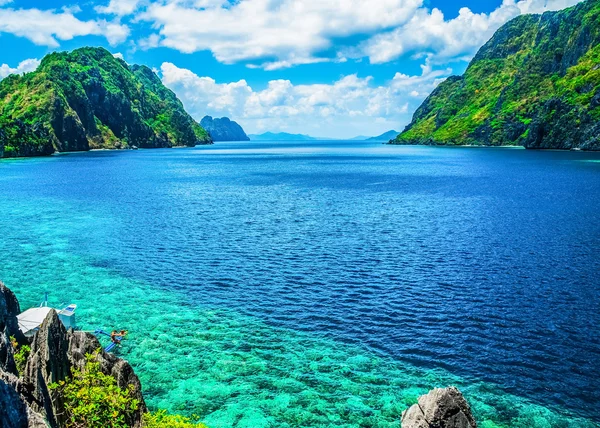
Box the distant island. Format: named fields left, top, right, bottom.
left=0, top=47, right=212, bottom=158
left=392, top=0, right=600, bottom=150
left=366, top=130, right=399, bottom=141
left=248, top=132, right=317, bottom=141
left=200, top=116, right=249, bottom=141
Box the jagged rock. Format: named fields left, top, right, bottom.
left=23, top=311, right=70, bottom=428
left=0, top=371, right=29, bottom=428
left=0, top=283, right=146, bottom=427
left=401, top=387, right=477, bottom=428
left=0, top=281, right=25, bottom=375
left=0, top=370, right=46, bottom=428
left=0, top=281, right=26, bottom=342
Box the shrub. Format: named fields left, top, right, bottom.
left=10, top=335, right=30, bottom=375
left=49, top=352, right=140, bottom=428
left=143, top=410, right=208, bottom=428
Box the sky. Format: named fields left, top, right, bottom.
left=0, top=0, right=584, bottom=138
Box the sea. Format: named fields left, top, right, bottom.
left=1, top=141, right=599, bottom=427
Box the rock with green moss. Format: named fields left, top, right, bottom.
left=0, top=47, right=212, bottom=158
left=393, top=0, right=600, bottom=150
left=200, top=116, right=249, bottom=141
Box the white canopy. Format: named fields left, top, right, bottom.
left=17, top=307, right=53, bottom=336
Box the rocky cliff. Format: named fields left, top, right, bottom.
left=0, top=281, right=145, bottom=428
left=393, top=0, right=600, bottom=150
left=200, top=116, right=250, bottom=141
left=0, top=47, right=212, bottom=158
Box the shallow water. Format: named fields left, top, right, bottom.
left=1, top=142, right=599, bottom=427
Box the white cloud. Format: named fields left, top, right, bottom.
left=133, top=0, right=584, bottom=68
left=0, top=7, right=129, bottom=47
left=0, top=58, right=41, bottom=80
left=160, top=60, right=450, bottom=138
left=137, top=0, right=424, bottom=67
left=96, top=0, right=142, bottom=16
left=360, top=0, right=584, bottom=64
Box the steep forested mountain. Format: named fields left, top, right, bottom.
left=393, top=0, right=600, bottom=150
left=0, top=47, right=212, bottom=158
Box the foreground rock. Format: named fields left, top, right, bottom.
left=401, top=387, right=477, bottom=428
left=0, top=282, right=145, bottom=427
left=0, top=281, right=25, bottom=375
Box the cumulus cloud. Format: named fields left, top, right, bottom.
left=133, top=0, right=583, bottom=68
left=360, top=0, right=584, bottom=64
left=0, top=58, right=41, bottom=80
left=137, top=0, right=423, bottom=67
left=96, top=0, right=142, bottom=16
left=160, top=60, right=450, bottom=137
left=0, top=7, right=129, bottom=47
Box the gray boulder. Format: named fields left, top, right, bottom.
left=401, top=387, right=477, bottom=428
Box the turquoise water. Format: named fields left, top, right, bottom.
left=1, top=142, right=599, bottom=427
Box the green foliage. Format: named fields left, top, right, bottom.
left=395, top=0, right=600, bottom=149
left=49, top=352, right=140, bottom=428
left=0, top=47, right=212, bottom=158
left=143, top=410, right=208, bottom=428
left=9, top=335, right=30, bottom=375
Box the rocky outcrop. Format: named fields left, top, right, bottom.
left=401, top=387, right=477, bottom=428
left=68, top=330, right=146, bottom=426
left=23, top=311, right=71, bottom=427
left=0, top=283, right=146, bottom=428
left=0, top=370, right=46, bottom=428
left=200, top=116, right=250, bottom=141
left=0, top=281, right=25, bottom=375
left=393, top=0, right=600, bottom=150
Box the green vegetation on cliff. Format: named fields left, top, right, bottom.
left=0, top=47, right=212, bottom=158
left=394, top=0, right=600, bottom=149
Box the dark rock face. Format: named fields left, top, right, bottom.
left=401, top=387, right=477, bottom=428
left=0, top=281, right=25, bottom=375
left=0, top=370, right=46, bottom=428
left=200, top=115, right=250, bottom=141
left=23, top=311, right=71, bottom=428
left=0, top=371, right=29, bottom=428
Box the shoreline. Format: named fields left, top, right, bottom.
left=387, top=142, right=596, bottom=151
left=0, top=143, right=214, bottom=160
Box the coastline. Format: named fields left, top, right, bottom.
left=0, top=142, right=214, bottom=160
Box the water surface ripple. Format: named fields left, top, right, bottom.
left=1, top=142, right=599, bottom=427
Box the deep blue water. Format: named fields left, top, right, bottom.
left=1, top=141, right=599, bottom=426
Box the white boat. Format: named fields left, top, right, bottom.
left=17, top=293, right=77, bottom=337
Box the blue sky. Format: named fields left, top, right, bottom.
left=0, top=0, right=583, bottom=138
